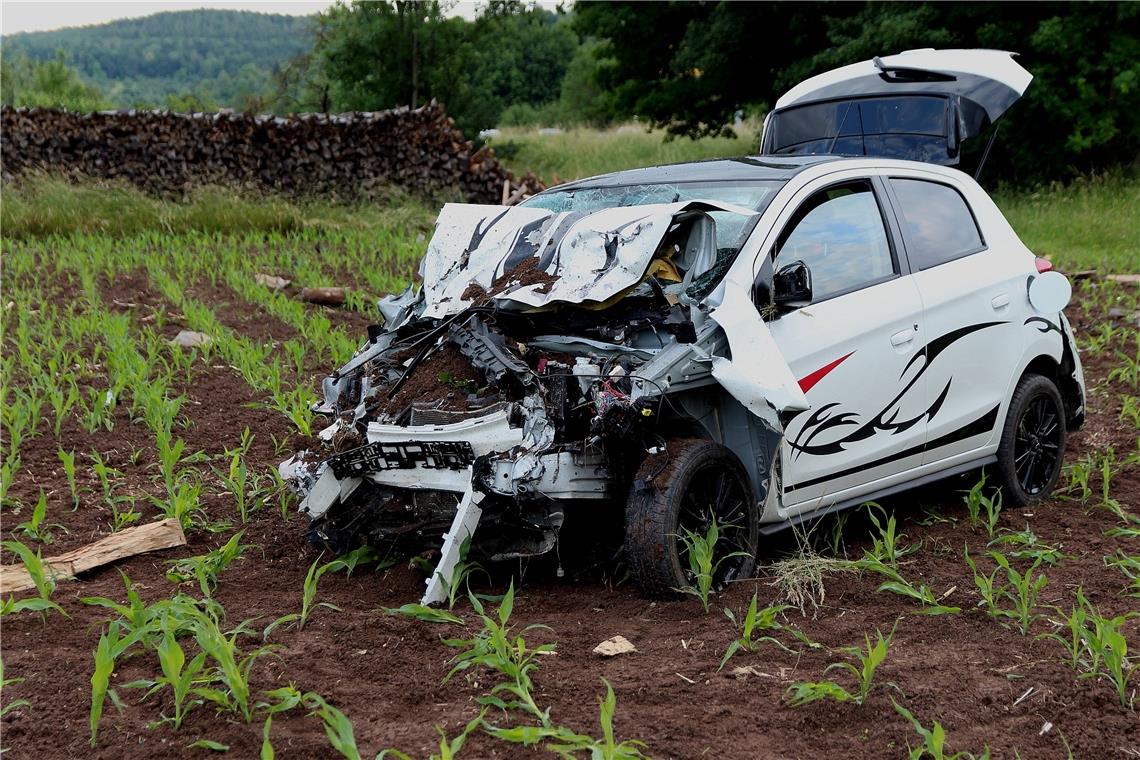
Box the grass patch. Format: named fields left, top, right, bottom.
left=1, top=175, right=436, bottom=239
left=489, top=122, right=759, bottom=182
left=994, top=171, right=1140, bottom=274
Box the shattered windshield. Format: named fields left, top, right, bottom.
left=523, top=181, right=783, bottom=255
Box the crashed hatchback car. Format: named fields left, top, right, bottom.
left=282, top=50, right=1085, bottom=603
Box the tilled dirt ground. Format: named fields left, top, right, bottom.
left=2, top=276, right=1138, bottom=760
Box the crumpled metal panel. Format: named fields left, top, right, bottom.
left=417, top=200, right=757, bottom=319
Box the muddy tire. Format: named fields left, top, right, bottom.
left=996, top=374, right=1067, bottom=507
left=624, top=438, right=758, bottom=599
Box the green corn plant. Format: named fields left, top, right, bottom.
left=166, top=531, right=252, bottom=598
left=855, top=554, right=959, bottom=615
left=212, top=451, right=265, bottom=524
left=139, top=620, right=209, bottom=729
left=302, top=692, right=363, bottom=760
left=46, top=378, right=80, bottom=437
left=89, top=449, right=122, bottom=507
left=0, top=459, right=16, bottom=510
left=676, top=516, right=747, bottom=613
left=89, top=620, right=145, bottom=744
left=1063, top=454, right=1094, bottom=503
left=322, top=545, right=390, bottom=579
left=80, top=387, right=116, bottom=433
left=965, top=550, right=1048, bottom=634
left=719, top=593, right=813, bottom=670
left=385, top=604, right=465, bottom=625
left=57, top=448, right=81, bottom=509
left=1, top=540, right=66, bottom=618
left=992, top=552, right=1048, bottom=635
left=14, top=490, right=66, bottom=544
left=1039, top=587, right=1094, bottom=670
left=1104, top=551, right=1140, bottom=596
left=892, top=700, right=992, bottom=759
left=786, top=622, right=898, bottom=707
left=263, top=556, right=342, bottom=638
left=961, top=473, right=1002, bottom=537
left=109, top=496, right=142, bottom=532
left=0, top=657, right=30, bottom=719
left=1107, top=340, right=1140, bottom=389
left=864, top=502, right=920, bottom=566
left=485, top=679, right=649, bottom=759
left=988, top=525, right=1063, bottom=565
left=151, top=479, right=208, bottom=531
left=1079, top=606, right=1138, bottom=708
left=437, top=536, right=487, bottom=609
left=1119, top=395, right=1140, bottom=428
left=443, top=583, right=555, bottom=726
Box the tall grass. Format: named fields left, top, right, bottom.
left=995, top=171, right=1140, bottom=274
left=490, top=122, right=760, bottom=182
left=1, top=176, right=436, bottom=239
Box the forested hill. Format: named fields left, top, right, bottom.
left=2, top=9, right=313, bottom=109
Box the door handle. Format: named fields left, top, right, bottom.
left=991, top=293, right=1010, bottom=310
left=891, top=328, right=916, bottom=347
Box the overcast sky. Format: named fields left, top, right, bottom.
left=0, top=1, right=522, bottom=35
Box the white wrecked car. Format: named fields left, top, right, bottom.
left=282, top=50, right=1085, bottom=603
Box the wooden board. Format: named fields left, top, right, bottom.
left=1, top=519, right=187, bottom=595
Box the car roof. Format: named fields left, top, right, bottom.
left=539, top=155, right=844, bottom=193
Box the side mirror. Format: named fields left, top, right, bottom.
left=774, top=260, right=812, bottom=308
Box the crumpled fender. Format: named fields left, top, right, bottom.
left=709, top=286, right=809, bottom=422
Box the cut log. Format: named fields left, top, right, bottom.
left=301, top=287, right=346, bottom=306
left=0, top=518, right=187, bottom=595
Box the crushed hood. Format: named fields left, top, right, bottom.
left=416, top=200, right=758, bottom=319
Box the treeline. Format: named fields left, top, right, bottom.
left=3, top=2, right=1137, bottom=184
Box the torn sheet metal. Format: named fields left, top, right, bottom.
left=418, top=200, right=758, bottom=319
left=709, top=286, right=809, bottom=417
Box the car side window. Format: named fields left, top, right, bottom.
left=772, top=181, right=895, bottom=302
left=888, top=178, right=985, bottom=270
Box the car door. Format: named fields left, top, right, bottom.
left=881, top=171, right=1027, bottom=464
left=763, top=176, right=929, bottom=513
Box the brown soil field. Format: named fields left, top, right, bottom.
left=2, top=273, right=1137, bottom=760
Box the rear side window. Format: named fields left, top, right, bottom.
left=889, top=178, right=984, bottom=270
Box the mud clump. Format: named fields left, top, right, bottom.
left=461, top=258, right=560, bottom=306
left=378, top=343, right=485, bottom=417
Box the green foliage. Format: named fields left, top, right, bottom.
left=263, top=556, right=342, bottom=639
left=0, top=51, right=108, bottom=110
left=786, top=622, right=898, bottom=707
left=385, top=604, right=465, bottom=626
left=1041, top=588, right=1138, bottom=708
left=1, top=540, right=67, bottom=618
left=964, top=550, right=1048, bottom=634
left=443, top=583, right=555, bottom=726
left=961, top=473, right=1002, bottom=538
left=854, top=553, right=960, bottom=615
left=719, top=593, right=818, bottom=670
left=892, top=700, right=992, bottom=759
left=485, top=679, right=649, bottom=759
left=166, top=532, right=253, bottom=598
left=14, top=490, right=66, bottom=544
left=676, top=516, right=747, bottom=613
left=3, top=10, right=311, bottom=110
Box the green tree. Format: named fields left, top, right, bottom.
left=1, top=51, right=108, bottom=110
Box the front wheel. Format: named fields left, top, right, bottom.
left=624, top=438, right=758, bottom=598
left=996, top=374, right=1067, bottom=507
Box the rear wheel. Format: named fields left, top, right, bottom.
left=996, top=374, right=1066, bottom=507
left=624, top=438, right=758, bottom=598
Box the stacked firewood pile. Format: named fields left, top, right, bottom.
left=0, top=101, right=545, bottom=204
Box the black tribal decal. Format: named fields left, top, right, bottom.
left=788, top=321, right=1005, bottom=458
left=1024, top=316, right=1062, bottom=336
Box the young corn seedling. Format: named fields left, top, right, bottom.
left=965, top=550, right=1048, bottom=634
left=892, top=700, right=992, bottom=759
left=1107, top=339, right=1140, bottom=389
left=132, top=619, right=209, bottom=729
left=1039, top=587, right=1094, bottom=670
left=786, top=622, right=898, bottom=707
left=46, top=378, right=80, bottom=437
left=855, top=554, right=959, bottom=615
left=864, top=502, right=920, bottom=567
left=719, top=593, right=817, bottom=670
left=443, top=583, right=555, bottom=726
left=1120, top=395, right=1140, bottom=428
left=151, top=479, right=210, bottom=531
left=434, top=536, right=487, bottom=610
left=80, top=387, right=116, bottom=433
left=57, top=448, right=81, bottom=509
left=1079, top=605, right=1138, bottom=708
left=485, top=679, right=649, bottom=759
left=166, top=531, right=252, bottom=598
left=676, top=516, right=747, bottom=613
left=89, top=620, right=146, bottom=744
left=988, top=525, right=1064, bottom=565
left=0, top=658, right=30, bottom=719
left=1104, top=551, right=1140, bottom=596
left=263, top=556, right=342, bottom=638
left=211, top=451, right=265, bottom=524
left=0, top=540, right=66, bottom=618
left=14, top=490, right=66, bottom=544
left=961, top=473, right=1002, bottom=537
left=1062, top=454, right=1094, bottom=503
left=385, top=604, right=465, bottom=625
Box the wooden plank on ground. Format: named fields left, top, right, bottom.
left=1, top=519, right=187, bottom=595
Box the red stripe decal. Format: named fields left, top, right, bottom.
left=798, top=351, right=855, bottom=393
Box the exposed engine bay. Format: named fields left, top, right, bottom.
left=281, top=200, right=807, bottom=603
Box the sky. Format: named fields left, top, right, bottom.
left=0, top=1, right=523, bottom=35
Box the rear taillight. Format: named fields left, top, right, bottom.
left=1035, top=257, right=1053, bottom=273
